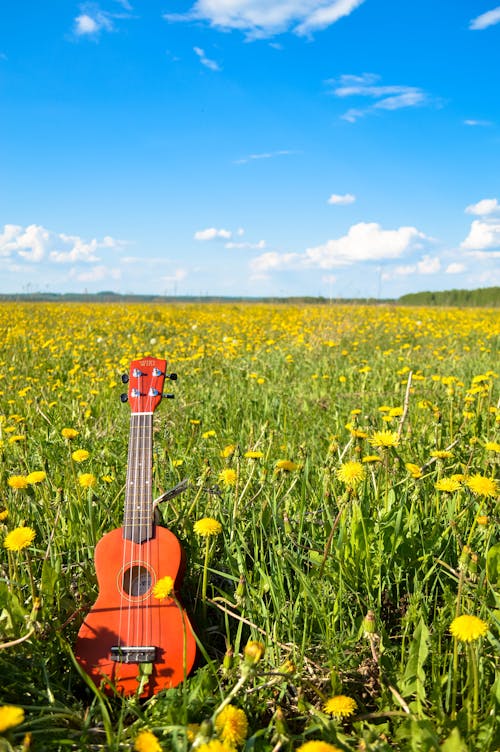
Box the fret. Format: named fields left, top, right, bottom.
left=123, top=413, right=154, bottom=544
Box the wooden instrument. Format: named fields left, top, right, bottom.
left=75, top=358, right=196, bottom=696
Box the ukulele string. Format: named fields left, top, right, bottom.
left=117, top=406, right=133, bottom=653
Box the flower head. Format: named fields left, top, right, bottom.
left=194, top=517, right=222, bottom=538
left=197, top=741, right=234, bottom=752
left=243, top=640, right=265, bottom=664
left=78, top=473, right=96, bottom=488
left=72, top=449, right=90, bottom=463
left=0, top=705, right=25, bottom=733
left=430, top=450, right=453, bottom=459
left=485, top=440, right=500, bottom=452
left=336, top=461, right=364, bottom=487
left=0, top=509, right=8, bottom=522
left=275, top=459, right=299, bottom=472
left=4, top=526, right=36, bottom=552
left=152, top=575, right=174, bottom=601
left=406, top=463, right=423, bottom=479
left=323, top=694, right=357, bottom=720
left=7, top=475, right=28, bottom=490
left=435, top=477, right=461, bottom=493
left=244, top=450, right=264, bottom=459
left=61, top=427, right=79, bottom=439
left=134, top=729, right=162, bottom=752
left=215, top=705, right=249, bottom=747
left=450, top=614, right=488, bottom=643
left=297, top=742, right=343, bottom=752
left=221, top=444, right=236, bottom=458
left=465, top=474, right=498, bottom=498
left=369, top=430, right=399, bottom=448
left=26, top=471, right=47, bottom=485
left=219, top=468, right=237, bottom=487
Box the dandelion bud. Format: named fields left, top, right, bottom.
left=223, top=645, right=234, bottom=672
left=362, top=610, right=377, bottom=636
left=244, top=640, right=265, bottom=665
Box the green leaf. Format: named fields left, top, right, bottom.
left=486, top=543, right=500, bottom=588
left=440, top=727, right=468, bottom=752
left=400, top=617, right=430, bottom=710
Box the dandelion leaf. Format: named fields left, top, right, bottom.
left=440, top=727, right=468, bottom=752
left=486, top=543, right=500, bottom=588
left=400, top=617, right=430, bottom=705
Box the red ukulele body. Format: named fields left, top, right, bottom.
left=75, top=358, right=196, bottom=696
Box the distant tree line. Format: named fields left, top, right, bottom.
left=398, top=287, right=499, bottom=307
left=0, top=287, right=498, bottom=307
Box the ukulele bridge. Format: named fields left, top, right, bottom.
left=110, top=646, right=156, bottom=664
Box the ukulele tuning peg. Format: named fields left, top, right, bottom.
left=121, top=374, right=129, bottom=384
left=163, top=393, right=175, bottom=399
left=120, top=393, right=128, bottom=403
left=167, top=373, right=178, bottom=381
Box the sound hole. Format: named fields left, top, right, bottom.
left=123, top=565, right=152, bottom=597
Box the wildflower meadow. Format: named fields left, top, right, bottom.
left=0, top=301, right=498, bottom=752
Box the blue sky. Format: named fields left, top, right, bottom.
left=1, top=0, right=499, bottom=298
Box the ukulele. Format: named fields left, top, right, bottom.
left=75, top=357, right=196, bottom=696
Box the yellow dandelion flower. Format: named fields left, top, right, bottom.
left=369, top=430, right=399, bottom=448
left=221, top=444, right=236, bottom=458
left=219, top=468, right=237, bottom=487
left=190, top=419, right=201, bottom=425
left=485, top=440, right=500, bottom=452
left=215, top=705, right=249, bottom=747
left=78, top=473, right=96, bottom=488
left=465, top=474, right=498, bottom=498
left=61, top=427, right=79, bottom=439
left=197, top=741, right=234, bottom=752
left=102, top=475, right=114, bottom=483
left=450, top=614, right=488, bottom=642
left=435, top=478, right=461, bottom=493
left=336, top=461, right=364, bottom=487
left=7, top=475, right=28, bottom=490
left=275, top=460, right=299, bottom=472
left=4, top=526, right=36, bottom=552
left=0, top=705, right=25, bottom=733
left=202, top=430, right=216, bottom=439
left=430, top=450, right=453, bottom=459
left=72, top=449, right=90, bottom=462
left=362, top=455, right=383, bottom=463
left=476, top=515, right=489, bottom=526
left=152, top=575, right=174, bottom=601
left=134, top=729, right=162, bottom=752
left=194, top=517, right=222, bottom=537
left=8, top=434, right=26, bottom=443
left=323, top=694, right=358, bottom=719
left=406, top=463, right=423, bottom=479
left=244, top=450, right=264, bottom=459
left=243, top=640, right=265, bottom=664
left=26, top=471, right=47, bottom=485
left=297, top=743, right=343, bottom=752
left=0, top=509, right=8, bottom=522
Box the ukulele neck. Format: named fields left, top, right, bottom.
left=123, top=412, right=154, bottom=543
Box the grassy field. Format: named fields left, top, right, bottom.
left=0, top=301, right=498, bottom=752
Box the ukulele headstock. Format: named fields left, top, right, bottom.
left=121, top=358, right=176, bottom=414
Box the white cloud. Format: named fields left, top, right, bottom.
left=69, top=265, right=121, bottom=282
left=194, top=227, right=232, bottom=240
left=234, top=150, right=297, bottom=164
left=0, top=223, right=122, bottom=263
left=465, top=198, right=500, bottom=216
left=164, top=0, right=365, bottom=38
left=162, top=268, right=188, bottom=283
left=328, top=73, right=429, bottom=122
left=327, top=193, right=356, bottom=205
left=464, top=119, right=493, bottom=127
left=446, top=262, right=466, bottom=274
left=250, top=251, right=302, bottom=274
left=470, top=6, right=500, bottom=30
left=384, top=255, right=441, bottom=279
left=461, top=219, right=500, bottom=250
left=194, top=47, right=221, bottom=71
left=74, top=11, right=114, bottom=36
left=225, top=240, right=266, bottom=250
left=250, top=222, right=428, bottom=275
left=302, top=223, right=427, bottom=268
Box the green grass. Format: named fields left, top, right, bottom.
left=0, top=301, right=498, bottom=751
